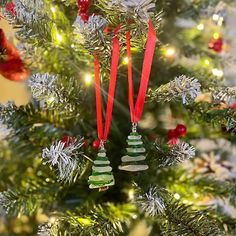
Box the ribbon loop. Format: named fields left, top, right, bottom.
left=126, top=20, right=156, bottom=123
left=94, top=31, right=120, bottom=142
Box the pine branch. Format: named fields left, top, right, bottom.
left=0, top=179, right=60, bottom=216
left=41, top=203, right=136, bottom=236
left=0, top=117, right=13, bottom=141
left=28, top=73, right=59, bottom=102
left=153, top=140, right=195, bottom=167
left=96, top=0, right=162, bottom=48
left=185, top=102, right=236, bottom=134
left=42, top=138, right=85, bottom=184
left=212, top=87, right=236, bottom=104
left=73, top=14, right=111, bottom=56
left=4, top=0, right=51, bottom=43
left=148, top=75, right=201, bottom=104
left=136, top=186, right=224, bottom=236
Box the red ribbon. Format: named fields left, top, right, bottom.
left=126, top=20, right=156, bottom=123
left=94, top=33, right=120, bottom=142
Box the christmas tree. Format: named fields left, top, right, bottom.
left=0, top=0, right=236, bottom=235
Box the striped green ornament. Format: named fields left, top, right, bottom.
left=119, top=129, right=148, bottom=172
left=88, top=147, right=115, bottom=190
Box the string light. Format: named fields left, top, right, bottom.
left=84, top=73, right=92, bottom=85
left=204, top=59, right=210, bottom=66
left=212, top=68, right=223, bottom=77
left=213, top=32, right=220, bottom=40
left=163, top=47, right=176, bottom=58
left=174, top=193, right=180, bottom=200
left=123, top=57, right=129, bottom=65
left=56, top=32, right=63, bottom=43
left=50, top=5, right=56, bottom=13
left=197, top=23, right=204, bottom=31
left=128, top=189, right=135, bottom=200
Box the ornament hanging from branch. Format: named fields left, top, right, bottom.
left=118, top=20, right=156, bottom=172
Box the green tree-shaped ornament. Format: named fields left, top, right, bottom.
left=88, top=145, right=115, bottom=191
left=119, top=125, right=149, bottom=172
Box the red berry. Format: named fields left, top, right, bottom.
left=92, top=139, right=101, bottom=150
left=79, top=12, right=89, bottom=22
left=168, top=137, right=179, bottom=145
left=77, top=0, right=91, bottom=13
left=61, top=135, right=71, bottom=148
left=230, top=103, right=236, bottom=109
left=175, top=124, right=187, bottom=137
left=208, top=37, right=223, bottom=53
left=167, top=129, right=178, bottom=140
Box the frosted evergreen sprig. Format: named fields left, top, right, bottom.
left=155, top=140, right=196, bottom=167
left=38, top=224, right=51, bottom=236
left=15, top=0, right=44, bottom=24
left=110, top=0, right=155, bottom=21
left=0, top=118, right=12, bottom=141
left=149, top=75, right=201, bottom=104
left=42, top=138, right=84, bottom=183
left=136, top=186, right=166, bottom=216
left=73, top=14, right=108, bottom=54
left=0, top=101, right=16, bottom=122
left=0, top=192, right=8, bottom=209
left=28, top=73, right=59, bottom=103
left=0, top=191, right=14, bottom=214
left=212, top=87, right=236, bottom=103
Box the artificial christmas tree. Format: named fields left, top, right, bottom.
left=0, top=0, right=236, bottom=235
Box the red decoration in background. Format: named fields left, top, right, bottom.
left=77, top=0, right=91, bottom=22
left=77, top=0, right=90, bottom=13
left=5, top=2, right=16, bottom=16
left=0, top=29, right=29, bottom=81
left=61, top=135, right=71, bottom=148
left=61, top=135, right=79, bottom=148
left=167, top=124, right=187, bottom=145
left=230, top=102, right=236, bottom=109
left=208, top=37, right=223, bottom=53
left=175, top=124, right=187, bottom=137
left=92, top=139, right=101, bottom=150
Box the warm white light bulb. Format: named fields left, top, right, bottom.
left=197, top=23, right=204, bottom=31
left=174, top=193, right=180, bottom=200
left=165, top=47, right=176, bottom=57
left=123, top=57, right=129, bottom=64
left=204, top=59, right=210, bottom=65
left=84, top=74, right=92, bottom=85
left=56, top=32, right=63, bottom=43
left=51, top=6, right=56, bottom=13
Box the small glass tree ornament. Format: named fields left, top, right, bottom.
left=88, top=141, right=115, bottom=191
left=119, top=123, right=148, bottom=172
